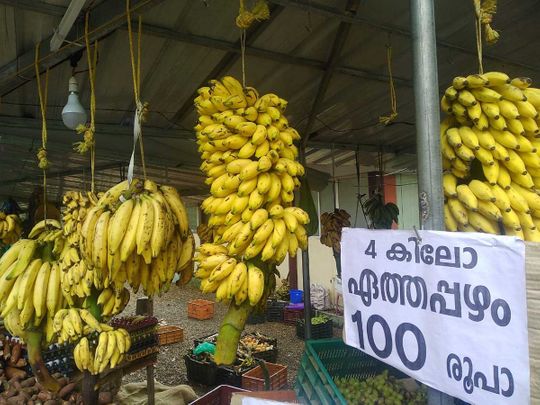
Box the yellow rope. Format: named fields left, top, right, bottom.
left=34, top=44, right=49, bottom=222
left=473, top=0, right=499, bottom=73
left=473, top=0, right=484, bottom=74
left=126, top=0, right=147, bottom=180
left=236, top=0, right=270, bottom=29
left=74, top=12, right=98, bottom=193
left=379, top=44, right=398, bottom=126
left=240, top=29, right=247, bottom=88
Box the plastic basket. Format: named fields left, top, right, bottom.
left=242, top=362, right=288, bottom=391
left=157, top=325, right=183, bottom=345
left=188, top=299, right=215, bottom=320
left=290, top=289, right=303, bottom=304
left=296, top=319, right=333, bottom=340
left=184, top=354, right=218, bottom=386
left=266, top=300, right=286, bottom=322
left=189, top=385, right=248, bottom=405
left=295, top=338, right=407, bottom=404
left=283, top=308, right=304, bottom=325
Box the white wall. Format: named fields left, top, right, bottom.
left=395, top=173, right=420, bottom=230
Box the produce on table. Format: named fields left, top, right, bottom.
left=0, top=178, right=192, bottom=386
left=441, top=72, right=540, bottom=241
left=0, top=212, right=22, bottom=245
left=320, top=209, right=351, bottom=252
left=334, top=371, right=427, bottom=405
left=192, top=76, right=309, bottom=364
left=79, top=178, right=194, bottom=297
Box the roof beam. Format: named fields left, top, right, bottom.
left=1, top=161, right=124, bottom=186
left=0, top=0, right=65, bottom=16
left=168, top=4, right=285, bottom=126
left=269, top=0, right=540, bottom=73
left=0, top=0, right=166, bottom=97
left=302, top=0, right=361, bottom=151
left=137, top=22, right=411, bottom=86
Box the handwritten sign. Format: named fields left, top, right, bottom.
left=341, top=229, right=530, bottom=404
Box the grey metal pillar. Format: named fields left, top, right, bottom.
left=302, top=249, right=312, bottom=339
left=410, top=0, right=451, bottom=404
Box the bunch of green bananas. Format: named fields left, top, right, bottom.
left=62, top=191, right=99, bottom=247
left=79, top=178, right=194, bottom=297
left=0, top=220, right=67, bottom=345
left=0, top=212, right=22, bottom=245
left=192, top=76, right=310, bottom=307
left=73, top=327, right=131, bottom=375
left=441, top=71, right=540, bottom=241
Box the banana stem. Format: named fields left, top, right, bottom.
left=86, top=289, right=102, bottom=322
left=26, top=330, right=61, bottom=392
left=214, top=300, right=252, bottom=365
left=41, top=241, right=54, bottom=262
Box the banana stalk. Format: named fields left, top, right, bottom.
left=26, top=330, right=61, bottom=392
left=26, top=243, right=61, bottom=391
left=214, top=299, right=252, bottom=365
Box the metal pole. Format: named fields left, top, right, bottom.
left=410, top=1, right=451, bottom=404
left=302, top=249, right=312, bottom=339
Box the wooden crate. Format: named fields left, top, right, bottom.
left=242, top=362, right=288, bottom=391
left=283, top=308, right=304, bottom=325
left=157, top=325, right=183, bottom=345
left=188, top=299, right=215, bottom=320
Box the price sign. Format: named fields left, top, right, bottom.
left=341, top=229, right=530, bottom=404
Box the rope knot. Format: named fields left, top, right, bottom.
left=236, top=0, right=269, bottom=29
left=37, top=147, right=49, bottom=170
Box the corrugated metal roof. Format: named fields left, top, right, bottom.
left=0, top=0, right=539, bottom=204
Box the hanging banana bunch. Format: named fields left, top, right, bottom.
left=441, top=72, right=540, bottom=241
left=192, top=75, right=310, bottom=364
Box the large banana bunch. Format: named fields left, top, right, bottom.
left=73, top=327, right=131, bottom=375
left=441, top=72, right=540, bottom=241
left=79, top=178, right=193, bottom=297
left=62, top=191, right=99, bottom=247
left=0, top=220, right=66, bottom=344
left=320, top=209, right=351, bottom=252
left=193, top=76, right=309, bottom=307
left=0, top=212, right=22, bottom=245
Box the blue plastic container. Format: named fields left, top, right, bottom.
left=290, top=289, right=303, bottom=304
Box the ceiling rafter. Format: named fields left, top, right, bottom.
left=0, top=0, right=166, bottom=97
left=0, top=0, right=65, bottom=16
left=301, top=0, right=361, bottom=152
left=269, top=0, right=540, bottom=73
left=136, top=22, right=412, bottom=89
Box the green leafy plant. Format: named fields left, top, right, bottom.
left=361, top=192, right=399, bottom=229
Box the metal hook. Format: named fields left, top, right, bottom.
left=413, top=225, right=422, bottom=245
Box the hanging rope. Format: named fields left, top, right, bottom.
left=73, top=12, right=99, bottom=192
left=473, top=0, right=499, bottom=73
left=236, top=0, right=270, bottom=87
left=378, top=44, right=398, bottom=126
left=126, top=0, right=148, bottom=182
left=34, top=44, right=49, bottom=221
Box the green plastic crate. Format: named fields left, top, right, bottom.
left=295, top=338, right=407, bottom=404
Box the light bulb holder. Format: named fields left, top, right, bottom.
left=62, top=75, right=87, bottom=130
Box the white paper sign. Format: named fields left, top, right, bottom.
left=341, top=228, right=530, bottom=405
